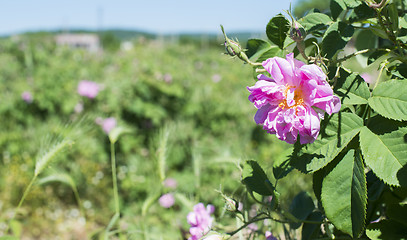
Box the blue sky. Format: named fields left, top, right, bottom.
left=0, top=0, right=299, bottom=35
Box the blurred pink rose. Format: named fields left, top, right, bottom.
left=163, top=178, right=177, bottom=189
left=77, top=80, right=100, bottom=99
left=159, top=193, right=175, bottom=208
left=21, top=91, right=33, bottom=103
left=102, top=117, right=116, bottom=134
left=187, top=203, right=215, bottom=240
left=361, top=73, right=373, bottom=84
left=212, top=74, right=222, bottom=83
left=265, top=231, right=278, bottom=240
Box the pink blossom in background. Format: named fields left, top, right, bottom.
left=212, top=74, right=222, bottom=83
left=21, top=91, right=33, bottom=103
left=163, top=178, right=177, bottom=189
left=159, top=193, right=175, bottom=208
left=163, top=73, right=173, bottom=83
left=247, top=223, right=258, bottom=232
left=265, top=231, right=278, bottom=240
left=247, top=53, right=341, bottom=144
left=361, top=73, right=373, bottom=84
left=77, top=80, right=100, bottom=99
left=102, top=117, right=116, bottom=134
left=187, top=203, right=215, bottom=240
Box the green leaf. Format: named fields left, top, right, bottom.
left=367, top=220, right=407, bottom=240
left=302, top=211, right=324, bottom=240
left=366, top=170, right=385, bottom=202
left=387, top=3, right=399, bottom=33
left=290, top=112, right=364, bottom=173
left=272, top=148, right=293, bottom=179
left=355, top=29, right=378, bottom=52
left=245, top=39, right=283, bottom=63
left=298, top=13, right=333, bottom=33
left=322, top=21, right=354, bottom=59
left=266, top=14, right=289, bottom=49
left=360, top=117, right=407, bottom=186
left=321, top=149, right=367, bottom=238
left=333, top=68, right=371, bottom=106
left=343, top=0, right=362, bottom=8
left=368, top=49, right=388, bottom=65
left=368, top=80, right=407, bottom=121
left=313, top=169, right=324, bottom=202
left=348, top=2, right=375, bottom=22
left=289, top=191, right=315, bottom=229
left=387, top=204, right=407, bottom=227
left=331, top=0, right=347, bottom=20
left=242, top=160, right=274, bottom=196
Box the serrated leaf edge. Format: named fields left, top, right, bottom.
left=360, top=127, right=403, bottom=187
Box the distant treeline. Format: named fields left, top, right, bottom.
left=3, top=28, right=264, bottom=48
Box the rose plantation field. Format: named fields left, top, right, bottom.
left=0, top=34, right=298, bottom=239
left=2, top=0, right=407, bottom=239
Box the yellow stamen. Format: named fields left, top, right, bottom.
left=279, top=84, right=305, bottom=115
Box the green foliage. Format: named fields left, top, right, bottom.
left=290, top=112, right=364, bottom=173
left=242, top=160, right=274, bottom=196
left=288, top=192, right=315, bottom=229
left=298, top=12, right=333, bottom=33
left=321, top=149, right=366, bottom=238
left=266, top=14, right=290, bottom=49
left=322, top=21, right=354, bottom=59
left=360, top=117, right=407, bottom=186
left=368, top=80, right=407, bottom=121
left=333, top=68, right=371, bottom=106
left=224, top=1, right=407, bottom=238
left=294, top=0, right=331, bottom=17
left=246, top=39, right=283, bottom=63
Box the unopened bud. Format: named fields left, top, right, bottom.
left=290, top=21, right=306, bottom=42
left=224, top=41, right=236, bottom=56
left=224, top=195, right=240, bottom=212
left=220, top=25, right=250, bottom=62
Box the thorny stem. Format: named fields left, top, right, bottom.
left=227, top=211, right=323, bottom=236
left=365, top=0, right=387, bottom=9
left=376, top=8, right=407, bottom=52
left=227, top=216, right=270, bottom=236
left=333, top=49, right=371, bottom=64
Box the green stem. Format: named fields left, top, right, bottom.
left=227, top=216, right=270, bottom=236
left=111, top=142, right=120, bottom=215
left=373, top=62, right=386, bottom=90
left=6, top=175, right=37, bottom=234
left=332, top=49, right=371, bottom=64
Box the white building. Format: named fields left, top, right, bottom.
left=55, top=33, right=100, bottom=52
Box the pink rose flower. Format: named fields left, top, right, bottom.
left=247, top=53, right=341, bottom=144
left=21, top=91, right=33, bottom=103
left=187, top=203, right=215, bottom=240
left=102, top=117, right=116, bottom=134
left=265, top=231, right=278, bottom=240
left=159, top=193, right=175, bottom=208
left=77, top=80, right=100, bottom=99
left=361, top=73, right=373, bottom=84
left=163, top=178, right=177, bottom=189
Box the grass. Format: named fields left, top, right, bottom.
left=0, top=36, right=309, bottom=239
